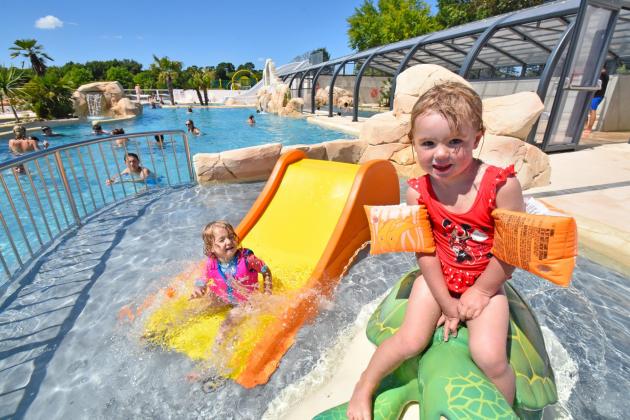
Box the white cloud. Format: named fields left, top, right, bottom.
left=35, top=15, right=64, bottom=29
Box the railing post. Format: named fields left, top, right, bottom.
left=54, top=151, right=81, bottom=226
left=182, top=133, right=195, bottom=182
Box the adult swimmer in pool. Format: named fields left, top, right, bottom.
left=105, top=152, right=152, bottom=185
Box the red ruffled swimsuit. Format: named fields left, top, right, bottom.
left=408, top=164, right=516, bottom=294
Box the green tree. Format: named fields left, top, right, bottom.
left=21, top=73, right=73, bottom=119
left=347, top=0, right=439, bottom=51
left=84, top=59, right=143, bottom=80
left=0, top=66, right=26, bottom=121
left=9, top=39, right=53, bottom=76
left=202, top=68, right=216, bottom=102
left=84, top=60, right=109, bottom=80
left=237, top=62, right=256, bottom=72
left=105, top=66, right=134, bottom=88
left=215, top=62, right=235, bottom=83
left=436, top=0, right=543, bottom=28
left=184, top=67, right=205, bottom=105
left=151, top=55, right=182, bottom=104
left=133, top=71, right=157, bottom=89
left=62, top=66, right=94, bottom=89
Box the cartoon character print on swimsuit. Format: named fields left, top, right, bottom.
left=408, top=164, right=516, bottom=294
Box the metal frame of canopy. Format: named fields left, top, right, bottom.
left=277, top=0, right=630, bottom=151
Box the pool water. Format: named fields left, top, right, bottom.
left=0, top=182, right=627, bottom=419
left=0, top=107, right=354, bottom=163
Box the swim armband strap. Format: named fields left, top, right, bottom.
left=491, top=207, right=577, bottom=287
left=364, top=204, right=435, bottom=254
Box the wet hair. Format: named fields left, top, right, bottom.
left=111, top=128, right=125, bottom=135
left=13, top=125, right=26, bottom=136
left=202, top=220, right=241, bottom=257
left=248, top=115, right=254, bottom=119
left=42, top=126, right=51, bottom=132
left=93, top=123, right=103, bottom=131
left=124, top=152, right=140, bottom=162
left=154, top=134, right=164, bottom=143
left=29, top=136, right=40, bottom=142
left=185, top=119, right=194, bottom=127
left=408, top=82, right=484, bottom=143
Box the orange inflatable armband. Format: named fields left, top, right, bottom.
left=492, top=203, right=577, bottom=286
left=365, top=204, right=435, bottom=254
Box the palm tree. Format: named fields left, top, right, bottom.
left=9, top=39, right=53, bottom=77
left=202, top=69, right=216, bottom=105
left=0, top=67, right=26, bottom=122
left=189, top=70, right=205, bottom=105
left=151, top=55, right=182, bottom=105
left=21, top=74, right=73, bottom=119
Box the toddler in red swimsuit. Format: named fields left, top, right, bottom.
left=348, top=82, right=525, bottom=420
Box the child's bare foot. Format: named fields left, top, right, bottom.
left=347, top=379, right=374, bottom=420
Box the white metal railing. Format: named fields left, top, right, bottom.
left=0, top=130, right=193, bottom=283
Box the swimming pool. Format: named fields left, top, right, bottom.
left=0, top=107, right=355, bottom=163
left=0, top=181, right=627, bottom=419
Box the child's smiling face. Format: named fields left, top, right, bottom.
left=211, top=226, right=237, bottom=262
left=411, top=111, right=482, bottom=182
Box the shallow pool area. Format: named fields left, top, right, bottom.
left=0, top=182, right=627, bottom=419
left=0, top=106, right=354, bottom=163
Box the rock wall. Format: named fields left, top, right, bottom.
left=194, top=139, right=367, bottom=183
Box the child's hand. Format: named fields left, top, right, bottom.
left=189, top=285, right=207, bottom=300
left=458, top=287, right=491, bottom=321
left=437, top=298, right=460, bottom=341
left=437, top=314, right=459, bottom=342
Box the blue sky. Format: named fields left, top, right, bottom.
left=2, top=0, right=438, bottom=71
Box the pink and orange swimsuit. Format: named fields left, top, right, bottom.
left=197, top=248, right=268, bottom=304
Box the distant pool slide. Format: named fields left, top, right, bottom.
left=143, top=150, right=400, bottom=387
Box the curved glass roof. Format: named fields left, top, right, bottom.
left=278, top=0, right=630, bottom=78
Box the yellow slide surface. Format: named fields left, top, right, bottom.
left=143, top=150, right=400, bottom=387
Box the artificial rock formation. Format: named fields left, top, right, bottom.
left=72, top=81, right=142, bottom=119
left=314, top=86, right=354, bottom=109
left=255, top=59, right=303, bottom=117
left=194, top=139, right=367, bottom=183
left=359, top=64, right=550, bottom=189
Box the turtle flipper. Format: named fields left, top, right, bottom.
left=313, top=369, right=419, bottom=420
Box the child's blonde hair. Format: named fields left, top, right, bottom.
left=408, top=82, right=484, bottom=142
left=202, top=220, right=241, bottom=257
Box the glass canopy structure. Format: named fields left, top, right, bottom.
left=277, top=0, right=630, bottom=151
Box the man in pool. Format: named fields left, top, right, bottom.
left=41, top=126, right=62, bottom=137
left=92, top=123, right=109, bottom=135
left=105, top=152, right=152, bottom=186
left=9, top=135, right=48, bottom=154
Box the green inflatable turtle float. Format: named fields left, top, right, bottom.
left=315, top=269, right=557, bottom=419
